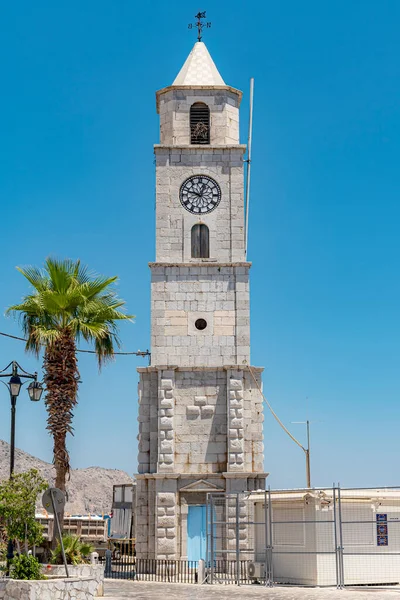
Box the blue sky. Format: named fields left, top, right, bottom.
left=0, top=0, right=399, bottom=489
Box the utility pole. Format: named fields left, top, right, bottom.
left=306, top=420, right=311, bottom=489
left=292, top=420, right=312, bottom=488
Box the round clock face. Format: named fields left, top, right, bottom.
left=179, top=175, right=221, bottom=215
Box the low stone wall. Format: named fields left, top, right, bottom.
left=43, top=564, right=104, bottom=595
left=0, top=576, right=99, bottom=599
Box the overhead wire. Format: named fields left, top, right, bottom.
left=1, top=331, right=302, bottom=446
left=0, top=330, right=149, bottom=358
left=247, top=364, right=307, bottom=453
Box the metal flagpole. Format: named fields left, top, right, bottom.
left=244, top=78, right=254, bottom=259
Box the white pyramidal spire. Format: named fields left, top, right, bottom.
left=172, top=41, right=226, bottom=86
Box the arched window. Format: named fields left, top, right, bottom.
left=191, top=224, right=209, bottom=258
left=190, top=103, right=210, bottom=144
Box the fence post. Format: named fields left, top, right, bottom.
left=333, top=485, right=341, bottom=589
left=337, top=484, right=344, bottom=589
left=268, top=486, right=274, bottom=586
left=205, top=494, right=209, bottom=582
left=198, top=559, right=205, bottom=584
left=235, top=493, right=240, bottom=586
left=104, top=549, right=112, bottom=578
left=210, top=496, right=214, bottom=585
left=264, top=489, right=273, bottom=587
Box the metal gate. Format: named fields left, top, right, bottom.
left=104, top=539, right=199, bottom=583
left=207, top=487, right=400, bottom=588
left=206, top=490, right=338, bottom=586
left=104, top=540, right=136, bottom=579
left=206, top=491, right=271, bottom=585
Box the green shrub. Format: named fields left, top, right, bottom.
left=51, top=534, right=94, bottom=565
left=11, top=554, right=45, bottom=580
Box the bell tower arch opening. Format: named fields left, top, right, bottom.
left=190, top=102, right=210, bottom=144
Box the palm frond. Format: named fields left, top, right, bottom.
left=9, top=258, right=132, bottom=361
left=79, top=276, right=118, bottom=300
left=45, top=257, right=76, bottom=294
left=94, top=333, right=116, bottom=367
left=15, top=266, right=49, bottom=292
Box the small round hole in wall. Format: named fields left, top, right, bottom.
left=195, top=318, right=207, bottom=331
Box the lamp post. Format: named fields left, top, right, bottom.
left=0, top=361, right=44, bottom=566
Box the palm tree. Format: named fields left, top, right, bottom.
left=8, top=258, right=132, bottom=497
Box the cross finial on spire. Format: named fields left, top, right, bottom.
left=188, top=11, right=211, bottom=42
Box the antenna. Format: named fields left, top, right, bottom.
left=244, top=77, right=254, bottom=260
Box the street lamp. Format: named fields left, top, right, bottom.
left=0, top=360, right=44, bottom=566
left=27, top=381, right=44, bottom=402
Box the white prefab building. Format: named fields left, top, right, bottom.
left=252, top=489, right=400, bottom=586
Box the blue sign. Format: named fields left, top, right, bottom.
left=377, top=535, right=388, bottom=546
left=377, top=514, right=388, bottom=546
left=377, top=524, right=388, bottom=535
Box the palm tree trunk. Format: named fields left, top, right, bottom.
left=44, top=329, right=79, bottom=543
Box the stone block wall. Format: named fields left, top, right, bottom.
left=0, top=577, right=101, bottom=600
left=243, top=368, right=264, bottom=473
left=174, top=369, right=227, bottom=474
left=227, top=368, right=264, bottom=473
left=137, top=366, right=264, bottom=478
left=158, top=371, right=176, bottom=472
left=137, top=371, right=158, bottom=473
left=156, top=88, right=241, bottom=146
left=228, top=371, right=245, bottom=471
left=135, top=476, right=156, bottom=558
left=150, top=264, right=250, bottom=367
left=42, top=565, right=104, bottom=593
left=154, top=146, right=245, bottom=264
left=156, top=488, right=178, bottom=559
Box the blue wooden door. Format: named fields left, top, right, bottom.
left=187, top=505, right=206, bottom=562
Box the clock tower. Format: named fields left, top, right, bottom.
left=135, top=40, right=267, bottom=560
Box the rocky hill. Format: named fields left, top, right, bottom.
left=0, top=440, right=133, bottom=515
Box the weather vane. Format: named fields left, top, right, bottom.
left=188, top=11, right=211, bottom=42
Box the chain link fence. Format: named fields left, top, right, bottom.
left=206, top=486, right=400, bottom=589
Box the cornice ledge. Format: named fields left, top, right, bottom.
left=223, top=472, right=270, bottom=479
left=154, top=144, right=247, bottom=151
left=137, top=365, right=264, bottom=373
left=156, top=85, right=243, bottom=112
left=149, top=262, right=252, bottom=268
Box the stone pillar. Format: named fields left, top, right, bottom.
left=227, top=369, right=245, bottom=472
left=180, top=501, right=189, bottom=560
left=158, top=369, right=176, bottom=472
left=135, top=476, right=149, bottom=557
left=225, top=475, right=249, bottom=557
left=155, top=476, right=179, bottom=559
left=244, top=368, right=265, bottom=473
left=137, top=376, right=150, bottom=474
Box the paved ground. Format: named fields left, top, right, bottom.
left=105, top=580, right=400, bottom=599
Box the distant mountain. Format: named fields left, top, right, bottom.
left=0, top=440, right=133, bottom=514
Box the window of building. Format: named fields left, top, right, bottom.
left=195, top=318, right=207, bottom=331
left=190, top=102, right=210, bottom=144
left=191, top=223, right=209, bottom=258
